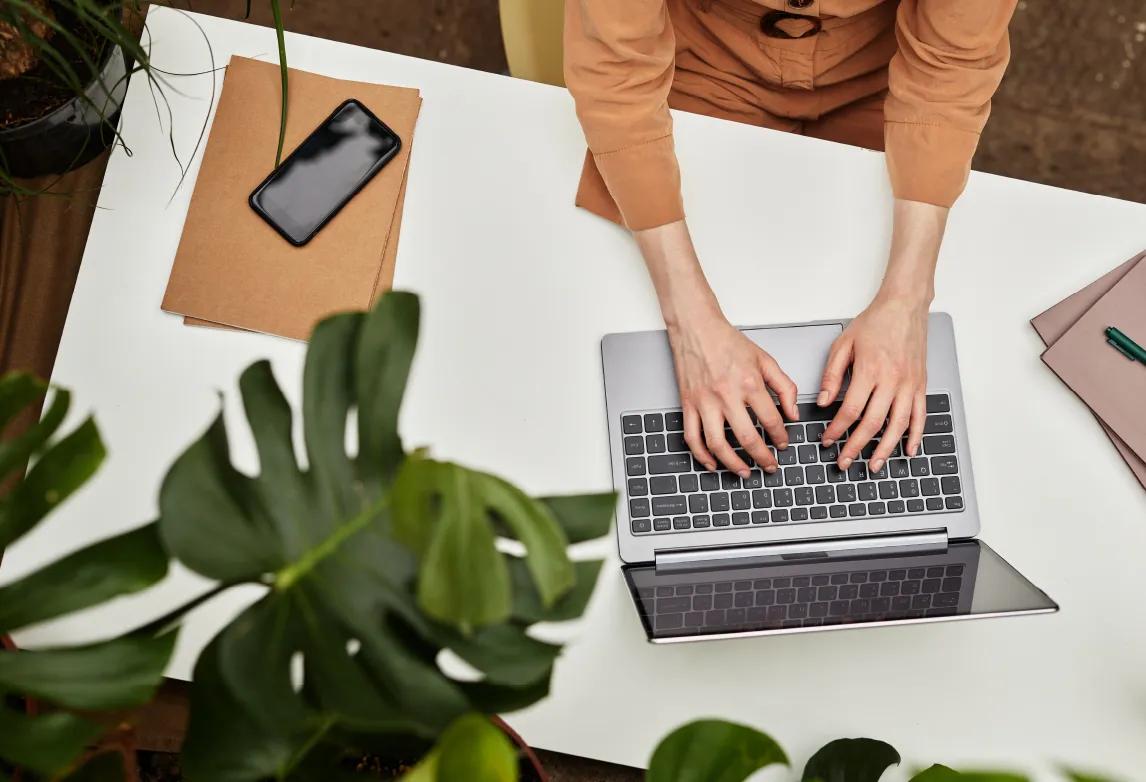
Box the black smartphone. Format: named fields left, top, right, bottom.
left=249, top=99, right=401, bottom=246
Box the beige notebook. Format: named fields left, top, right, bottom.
left=1039, top=252, right=1146, bottom=486
left=162, top=56, right=421, bottom=340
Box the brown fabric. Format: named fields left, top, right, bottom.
left=565, top=0, right=1017, bottom=230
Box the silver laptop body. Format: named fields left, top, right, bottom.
left=602, top=314, right=1057, bottom=643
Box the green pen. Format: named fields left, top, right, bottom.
left=1105, top=326, right=1146, bottom=366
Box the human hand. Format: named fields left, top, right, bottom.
left=817, top=296, right=930, bottom=474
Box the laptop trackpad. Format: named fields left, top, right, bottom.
left=742, top=323, right=842, bottom=395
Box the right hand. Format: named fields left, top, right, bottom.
left=668, top=312, right=798, bottom=478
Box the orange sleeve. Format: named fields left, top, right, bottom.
left=564, top=0, right=684, bottom=230
left=884, top=0, right=1017, bottom=207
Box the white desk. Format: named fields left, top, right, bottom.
left=6, top=7, right=1146, bottom=777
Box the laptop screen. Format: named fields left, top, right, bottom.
left=622, top=540, right=1056, bottom=642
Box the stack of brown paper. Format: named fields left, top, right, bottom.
left=1031, top=251, right=1146, bottom=490
left=162, top=56, right=421, bottom=340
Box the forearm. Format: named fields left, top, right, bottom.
left=633, top=219, right=723, bottom=331
left=876, top=199, right=949, bottom=308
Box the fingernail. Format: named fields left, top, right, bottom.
left=839, top=457, right=852, bottom=469
left=871, top=459, right=883, bottom=472
left=765, top=465, right=777, bottom=474
left=817, top=391, right=828, bottom=405
left=706, top=463, right=716, bottom=471
left=822, top=437, right=834, bottom=446
left=740, top=470, right=750, bottom=479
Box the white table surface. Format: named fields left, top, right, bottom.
left=6, top=6, right=1146, bottom=777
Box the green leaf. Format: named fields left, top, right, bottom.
left=402, top=714, right=518, bottom=782
left=0, top=417, right=105, bottom=549
left=0, top=385, right=68, bottom=481
left=1061, top=769, right=1120, bottom=782
left=539, top=493, right=616, bottom=544
left=438, top=624, right=559, bottom=687
left=63, top=750, right=128, bottom=781
left=0, top=523, right=169, bottom=634
left=355, top=290, right=419, bottom=486
left=648, top=719, right=788, bottom=782
left=803, top=738, right=901, bottom=782
left=0, top=634, right=174, bottom=711
left=0, top=372, right=46, bottom=434
left=909, top=766, right=1028, bottom=782
left=0, top=703, right=101, bottom=776
left=510, top=558, right=603, bottom=623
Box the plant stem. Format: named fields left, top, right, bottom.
left=269, top=0, right=288, bottom=166
left=274, top=498, right=387, bottom=591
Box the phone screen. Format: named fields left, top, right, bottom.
left=249, top=99, right=401, bottom=246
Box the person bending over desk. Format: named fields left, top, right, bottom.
left=565, top=0, right=1016, bottom=480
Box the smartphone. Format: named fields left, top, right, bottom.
left=249, top=99, right=402, bottom=246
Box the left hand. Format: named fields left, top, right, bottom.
left=817, top=296, right=930, bottom=474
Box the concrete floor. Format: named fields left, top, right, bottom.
left=119, top=2, right=1146, bottom=779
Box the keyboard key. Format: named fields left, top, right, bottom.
left=673, top=516, right=692, bottom=530
left=694, top=515, right=713, bottom=529
left=731, top=512, right=749, bottom=526
left=815, top=485, right=836, bottom=504
left=771, top=509, right=789, bottom=522
left=829, top=504, right=847, bottom=518
left=665, top=411, right=684, bottom=431
left=700, top=472, right=719, bottom=491
left=752, top=489, right=772, bottom=508
left=811, top=506, right=828, bottom=520
left=784, top=467, right=804, bottom=486
left=805, top=465, right=826, bottom=484
left=899, top=478, right=920, bottom=498
left=791, top=507, right=809, bottom=521
left=628, top=478, right=648, bottom=496
left=751, top=510, right=769, bottom=524
left=889, top=459, right=909, bottom=478
left=826, top=464, right=847, bottom=482
left=847, top=462, right=868, bottom=481
left=837, top=484, right=857, bottom=503
left=795, top=487, right=815, bottom=506
left=650, top=476, right=677, bottom=495
left=848, top=503, right=867, bottom=517
left=777, top=447, right=797, bottom=465
left=786, top=424, right=805, bottom=443
left=926, top=497, right=944, bottom=511
left=926, top=394, right=950, bottom=414
left=643, top=413, right=664, bottom=433
left=655, top=613, right=683, bottom=629
left=924, top=414, right=953, bottom=435
left=624, top=436, right=644, bottom=455
left=692, top=594, right=712, bottom=610
left=819, top=443, right=839, bottom=462
left=773, top=488, right=793, bottom=507
left=909, top=457, right=930, bottom=477
left=721, top=472, right=741, bottom=490
left=922, top=578, right=941, bottom=593
left=858, top=482, right=877, bottom=501
left=679, top=473, right=699, bottom=493
left=907, top=499, right=925, bottom=512
left=887, top=500, right=905, bottom=514
left=806, top=422, right=826, bottom=442
left=649, top=454, right=692, bottom=474
left=652, top=495, right=687, bottom=515
left=930, top=455, right=959, bottom=475
left=731, top=491, right=751, bottom=510
left=743, top=471, right=763, bottom=489
left=764, top=470, right=783, bottom=488
left=869, top=462, right=890, bottom=480
left=933, top=592, right=959, bottom=608
left=708, top=514, right=727, bottom=527
left=868, top=501, right=886, bottom=515
left=626, top=457, right=646, bottom=477
left=666, top=432, right=688, bottom=452
left=878, top=481, right=899, bottom=500
left=629, top=498, right=650, bottom=517
left=923, top=435, right=956, bottom=455
left=632, top=518, right=651, bottom=533
left=622, top=415, right=643, bottom=434
left=839, top=584, right=858, bottom=599
left=653, top=518, right=671, bottom=531
left=684, top=611, right=704, bottom=627
left=945, top=496, right=964, bottom=510
left=860, top=440, right=879, bottom=459
left=710, top=492, right=731, bottom=512
left=797, top=401, right=840, bottom=422
left=921, top=478, right=941, bottom=496
left=941, top=476, right=962, bottom=495
left=798, top=445, right=818, bottom=464
left=688, top=494, right=708, bottom=513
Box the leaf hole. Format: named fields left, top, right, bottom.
left=290, top=651, right=305, bottom=693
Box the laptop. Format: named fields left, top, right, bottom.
left=602, top=313, right=1057, bottom=643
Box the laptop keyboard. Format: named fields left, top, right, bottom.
left=622, top=394, right=964, bottom=535
left=635, top=563, right=967, bottom=633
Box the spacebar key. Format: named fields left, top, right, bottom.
left=648, top=454, right=693, bottom=474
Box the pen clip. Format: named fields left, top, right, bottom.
left=1106, top=338, right=1136, bottom=360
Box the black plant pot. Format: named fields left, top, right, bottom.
left=0, top=44, right=129, bottom=179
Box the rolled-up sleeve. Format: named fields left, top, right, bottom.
left=564, top=0, right=683, bottom=230
left=885, top=0, right=1017, bottom=207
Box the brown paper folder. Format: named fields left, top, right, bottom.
left=162, top=56, right=420, bottom=340
left=1034, top=251, right=1146, bottom=490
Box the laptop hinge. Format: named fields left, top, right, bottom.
left=653, top=529, right=948, bottom=572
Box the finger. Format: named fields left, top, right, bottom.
left=871, top=392, right=912, bottom=472
left=906, top=389, right=927, bottom=457
left=735, top=396, right=778, bottom=473
left=823, top=371, right=871, bottom=446
left=839, top=387, right=894, bottom=470
left=760, top=355, right=799, bottom=422
left=818, top=337, right=853, bottom=408
left=751, top=383, right=789, bottom=452
left=701, top=403, right=750, bottom=477
left=683, top=402, right=717, bottom=472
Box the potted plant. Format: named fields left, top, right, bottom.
left=0, top=0, right=291, bottom=191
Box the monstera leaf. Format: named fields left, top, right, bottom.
left=803, top=738, right=901, bottom=782
left=156, top=292, right=615, bottom=781
left=647, top=719, right=788, bottom=782
left=909, top=767, right=1028, bottom=782
left=0, top=373, right=173, bottom=779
